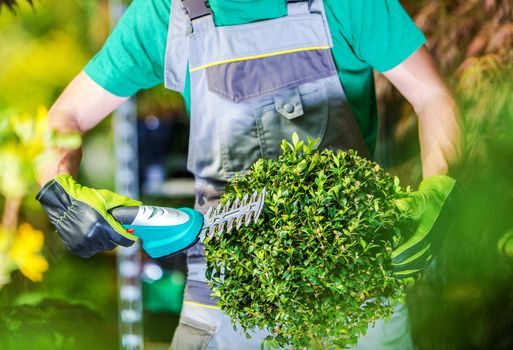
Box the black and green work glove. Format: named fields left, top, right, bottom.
left=392, top=175, right=457, bottom=279
left=36, top=174, right=141, bottom=258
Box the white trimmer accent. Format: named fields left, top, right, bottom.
left=131, top=206, right=191, bottom=226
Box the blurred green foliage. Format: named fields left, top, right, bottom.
left=0, top=300, right=117, bottom=350
left=376, top=1, right=513, bottom=349
left=137, top=83, right=187, bottom=119
left=409, top=65, right=513, bottom=348
left=0, top=0, right=109, bottom=113
left=0, top=33, right=87, bottom=112
left=0, top=1, right=120, bottom=347
left=0, top=255, right=119, bottom=350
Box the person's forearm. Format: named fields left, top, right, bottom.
left=382, top=47, right=462, bottom=179
left=37, top=106, right=83, bottom=186
left=36, top=71, right=130, bottom=186
left=415, top=90, right=461, bottom=178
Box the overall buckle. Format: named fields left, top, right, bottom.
left=182, top=0, right=212, bottom=20
left=287, top=0, right=313, bottom=5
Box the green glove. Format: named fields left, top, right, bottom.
left=498, top=230, right=513, bottom=258
left=392, top=175, right=457, bottom=279
left=36, top=174, right=142, bottom=258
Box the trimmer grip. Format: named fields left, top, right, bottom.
left=110, top=206, right=140, bottom=225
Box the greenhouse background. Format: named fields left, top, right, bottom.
left=0, top=0, right=512, bottom=349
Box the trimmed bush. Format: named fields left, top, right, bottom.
left=205, top=135, right=410, bottom=349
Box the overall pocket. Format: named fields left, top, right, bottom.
left=218, top=81, right=328, bottom=178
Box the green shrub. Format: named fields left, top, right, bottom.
left=205, top=135, right=410, bottom=349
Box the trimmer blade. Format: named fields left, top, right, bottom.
left=201, top=188, right=266, bottom=239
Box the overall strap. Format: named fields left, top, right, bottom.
left=182, top=0, right=214, bottom=32
left=164, top=0, right=193, bottom=92
left=182, top=0, right=212, bottom=20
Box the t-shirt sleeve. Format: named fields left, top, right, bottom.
left=339, top=0, right=426, bottom=72
left=83, top=0, right=170, bottom=97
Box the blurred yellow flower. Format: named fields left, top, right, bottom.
left=9, top=106, right=48, bottom=158
left=0, top=108, right=81, bottom=289
left=9, top=223, right=48, bottom=282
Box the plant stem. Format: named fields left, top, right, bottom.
left=2, top=196, right=22, bottom=232
left=307, top=329, right=326, bottom=350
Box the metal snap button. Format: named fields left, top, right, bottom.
left=283, top=103, right=295, bottom=114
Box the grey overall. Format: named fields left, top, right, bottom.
left=164, top=0, right=412, bottom=348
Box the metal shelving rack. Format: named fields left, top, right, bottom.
left=109, top=1, right=144, bottom=349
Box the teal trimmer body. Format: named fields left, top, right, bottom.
left=111, top=206, right=204, bottom=258
left=110, top=189, right=266, bottom=258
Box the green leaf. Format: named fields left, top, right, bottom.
left=291, top=132, right=300, bottom=148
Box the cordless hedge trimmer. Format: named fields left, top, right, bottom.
left=109, top=189, right=267, bottom=258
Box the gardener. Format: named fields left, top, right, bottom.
left=36, top=0, right=460, bottom=349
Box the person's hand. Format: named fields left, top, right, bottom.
left=498, top=230, right=513, bottom=258
left=36, top=174, right=142, bottom=258
left=392, top=175, right=457, bottom=278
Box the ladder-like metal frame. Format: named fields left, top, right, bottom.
left=109, top=1, right=144, bottom=349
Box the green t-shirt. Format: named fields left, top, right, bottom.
left=84, top=0, right=425, bottom=153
